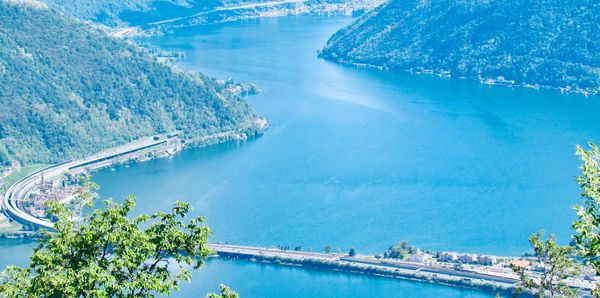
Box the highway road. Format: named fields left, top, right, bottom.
left=207, top=244, right=596, bottom=295
left=1, top=136, right=171, bottom=229
left=207, top=244, right=519, bottom=288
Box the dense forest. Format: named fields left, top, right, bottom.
left=0, top=0, right=259, bottom=167
left=321, top=0, right=600, bottom=95
left=43, top=0, right=193, bottom=25
left=143, top=0, right=382, bottom=30
left=43, top=0, right=382, bottom=28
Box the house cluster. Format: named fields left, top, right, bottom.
left=438, top=252, right=498, bottom=265
left=408, top=252, right=431, bottom=263
left=26, top=177, right=75, bottom=217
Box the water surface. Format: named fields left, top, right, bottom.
left=98, top=16, right=600, bottom=296
left=2, top=15, right=600, bottom=297
left=98, top=15, right=600, bottom=256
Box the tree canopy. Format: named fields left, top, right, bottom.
left=321, top=0, right=600, bottom=95
left=0, top=182, right=225, bottom=297
left=513, top=144, right=600, bottom=297
left=383, top=240, right=418, bottom=260
left=572, top=143, right=600, bottom=296
left=511, top=231, right=578, bottom=297
left=0, top=1, right=259, bottom=167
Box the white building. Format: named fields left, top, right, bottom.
left=478, top=255, right=497, bottom=265
left=438, top=252, right=458, bottom=262
left=409, top=253, right=431, bottom=263
left=459, top=254, right=479, bottom=263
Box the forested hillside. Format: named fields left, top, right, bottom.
left=44, top=0, right=383, bottom=28
left=0, top=0, right=259, bottom=166
left=43, top=0, right=194, bottom=25
left=321, top=0, right=600, bottom=95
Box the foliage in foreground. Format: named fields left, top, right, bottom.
left=572, top=143, right=600, bottom=296
left=0, top=181, right=221, bottom=297
left=511, top=231, right=578, bottom=298
left=512, top=143, right=600, bottom=297
left=207, top=284, right=239, bottom=298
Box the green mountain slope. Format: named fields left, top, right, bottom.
left=42, top=0, right=194, bottom=26
left=0, top=0, right=260, bottom=166
left=43, top=0, right=383, bottom=28
left=321, top=0, right=600, bottom=95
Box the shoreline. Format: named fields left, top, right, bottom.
left=318, top=55, right=599, bottom=97
left=0, top=116, right=268, bottom=231
left=217, top=254, right=514, bottom=296
left=206, top=244, right=516, bottom=297
left=103, top=1, right=384, bottom=39
left=207, top=244, right=595, bottom=297
left=0, top=118, right=593, bottom=296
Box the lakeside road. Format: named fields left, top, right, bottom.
left=207, top=244, right=518, bottom=292
left=0, top=125, right=591, bottom=295
left=148, top=0, right=306, bottom=26
left=0, top=116, right=268, bottom=230
left=207, top=244, right=595, bottom=296
left=1, top=135, right=176, bottom=229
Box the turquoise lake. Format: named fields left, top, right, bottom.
left=3, top=15, right=600, bottom=297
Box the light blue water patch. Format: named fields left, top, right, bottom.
left=179, top=258, right=493, bottom=298
left=98, top=15, right=600, bottom=256
left=0, top=239, right=35, bottom=268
